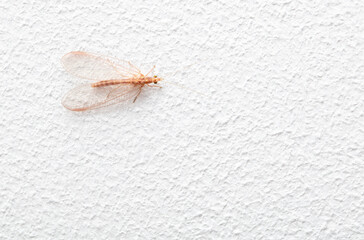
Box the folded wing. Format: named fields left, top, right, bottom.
left=62, top=83, right=142, bottom=111
left=61, top=51, right=141, bottom=81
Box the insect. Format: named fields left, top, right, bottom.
left=61, top=51, right=162, bottom=111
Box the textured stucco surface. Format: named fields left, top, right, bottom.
left=1, top=0, right=363, bottom=239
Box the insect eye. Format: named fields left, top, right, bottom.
left=154, top=81, right=157, bottom=84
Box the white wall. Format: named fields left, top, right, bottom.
left=1, top=0, right=363, bottom=239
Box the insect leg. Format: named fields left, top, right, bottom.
left=146, top=84, right=162, bottom=88
left=128, top=61, right=142, bottom=75
left=133, top=87, right=142, bottom=103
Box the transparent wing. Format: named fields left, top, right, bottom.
left=61, top=51, right=141, bottom=81
left=62, top=83, right=142, bottom=111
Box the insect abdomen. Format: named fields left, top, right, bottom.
left=91, top=77, right=152, bottom=88
left=92, top=80, right=122, bottom=87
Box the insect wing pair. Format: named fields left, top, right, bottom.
left=61, top=51, right=161, bottom=111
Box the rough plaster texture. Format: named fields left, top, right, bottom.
left=0, top=0, right=363, bottom=239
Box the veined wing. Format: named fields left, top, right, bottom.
left=62, top=83, right=142, bottom=111
left=61, top=51, right=141, bottom=81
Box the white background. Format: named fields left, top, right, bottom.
left=1, top=0, right=363, bottom=239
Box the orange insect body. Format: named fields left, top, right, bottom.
left=91, top=77, right=158, bottom=88
left=61, top=51, right=162, bottom=111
